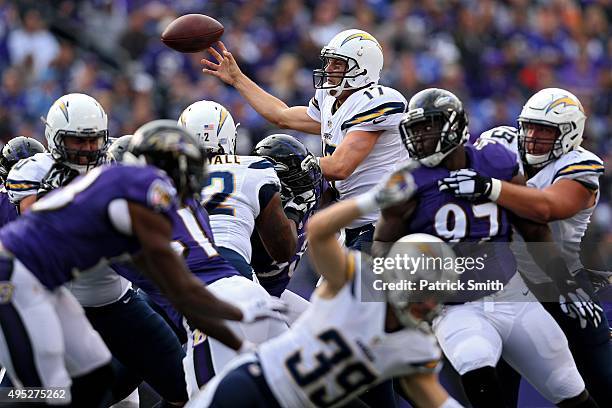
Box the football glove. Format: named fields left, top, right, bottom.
left=238, top=297, right=288, bottom=324
left=556, top=267, right=604, bottom=329
left=438, top=169, right=501, bottom=201
left=284, top=189, right=317, bottom=224
left=357, top=160, right=419, bottom=212
left=37, top=162, right=80, bottom=199
left=300, top=155, right=320, bottom=173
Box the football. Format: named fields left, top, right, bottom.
left=161, top=14, right=224, bottom=53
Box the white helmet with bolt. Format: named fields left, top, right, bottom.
left=178, top=100, right=237, bottom=155
left=43, top=93, right=108, bottom=173
left=313, top=29, right=384, bottom=97
left=518, top=88, right=586, bottom=168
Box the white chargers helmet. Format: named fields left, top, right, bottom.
left=178, top=100, right=237, bottom=155
left=313, top=29, right=384, bottom=97
left=518, top=88, right=586, bottom=168
left=383, top=233, right=457, bottom=330
left=43, top=93, right=108, bottom=173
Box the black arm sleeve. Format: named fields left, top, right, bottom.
left=258, top=182, right=280, bottom=212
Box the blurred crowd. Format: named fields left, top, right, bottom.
left=0, top=0, right=610, bottom=244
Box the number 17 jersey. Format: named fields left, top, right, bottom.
left=307, top=86, right=408, bottom=228
left=201, top=155, right=280, bottom=263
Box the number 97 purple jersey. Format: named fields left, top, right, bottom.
left=0, top=165, right=178, bottom=290
left=406, top=141, right=520, bottom=298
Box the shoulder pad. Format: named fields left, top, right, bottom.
left=5, top=153, right=54, bottom=204
left=341, top=86, right=407, bottom=131
left=552, top=148, right=604, bottom=182
left=248, top=159, right=275, bottom=170
left=470, top=140, right=519, bottom=181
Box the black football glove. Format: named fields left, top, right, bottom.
left=284, top=190, right=317, bottom=224
left=553, top=264, right=604, bottom=329
left=37, top=163, right=80, bottom=199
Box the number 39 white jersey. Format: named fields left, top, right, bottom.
left=257, top=250, right=440, bottom=408
left=201, top=155, right=281, bottom=263
left=307, top=86, right=408, bottom=228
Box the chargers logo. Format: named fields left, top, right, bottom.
left=56, top=100, right=70, bottom=122
left=341, top=32, right=381, bottom=50
left=218, top=108, right=229, bottom=136
left=545, top=97, right=584, bottom=114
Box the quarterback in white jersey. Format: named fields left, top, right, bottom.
left=179, top=100, right=301, bottom=278
left=187, top=169, right=462, bottom=408
left=201, top=29, right=407, bottom=247
left=442, top=88, right=610, bottom=405
left=306, top=84, right=407, bottom=228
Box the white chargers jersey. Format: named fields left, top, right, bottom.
left=201, top=155, right=281, bottom=263
left=511, top=147, right=604, bottom=284
left=258, top=250, right=440, bottom=408
left=5, top=153, right=131, bottom=305
left=5, top=152, right=54, bottom=204
left=307, top=85, right=408, bottom=228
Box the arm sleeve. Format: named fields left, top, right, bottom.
left=306, top=91, right=322, bottom=123
left=552, top=159, right=604, bottom=190
left=258, top=182, right=280, bottom=212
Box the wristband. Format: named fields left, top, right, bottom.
left=488, top=178, right=502, bottom=201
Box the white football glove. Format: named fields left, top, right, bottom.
left=438, top=169, right=501, bottom=201
left=300, top=155, right=320, bottom=172
left=238, top=297, right=289, bottom=324
left=357, top=160, right=419, bottom=212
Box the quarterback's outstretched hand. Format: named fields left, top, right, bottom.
left=438, top=169, right=501, bottom=201
left=201, top=41, right=243, bottom=86
left=238, top=297, right=289, bottom=324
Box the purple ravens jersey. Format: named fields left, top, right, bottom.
left=0, top=165, right=177, bottom=290
left=0, top=189, right=17, bottom=227
left=115, top=196, right=239, bottom=328
left=406, top=141, right=519, bottom=299
left=251, top=179, right=331, bottom=297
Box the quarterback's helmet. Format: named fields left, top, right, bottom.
left=518, top=88, right=586, bottom=168
left=128, top=120, right=206, bottom=202
left=383, top=233, right=457, bottom=330
left=178, top=100, right=237, bottom=155
left=0, top=136, right=46, bottom=182
left=313, top=29, right=384, bottom=97
left=399, top=88, right=469, bottom=167
left=252, top=134, right=322, bottom=199
left=106, top=135, right=132, bottom=163
left=43, top=93, right=108, bottom=173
